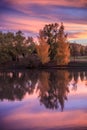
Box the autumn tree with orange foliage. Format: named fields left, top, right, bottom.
left=39, top=23, right=70, bottom=65
left=54, top=23, right=70, bottom=65
left=35, top=37, right=50, bottom=64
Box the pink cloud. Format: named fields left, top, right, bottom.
left=1, top=15, right=50, bottom=33
left=1, top=13, right=87, bottom=41
left=7, top=0, right=87, bottom=8
left=4, top=109, right=87, bottom=129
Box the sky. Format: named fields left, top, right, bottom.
left=0, top=0, right=87, bottom=44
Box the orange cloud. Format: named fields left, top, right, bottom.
left=64, top=23, right=87, bottom=40
left=68, top=31, right=87, bottom=40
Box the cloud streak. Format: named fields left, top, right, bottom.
left=0, top=0, right=87, bottom=43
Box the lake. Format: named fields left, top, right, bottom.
left=0, top=69, right=87, bottom=130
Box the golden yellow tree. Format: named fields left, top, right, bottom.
left=35, top=37, right=50, bottom=64
left=54, top=23, right=70, bottom=65
left=55, top=40, right=70, bottom=65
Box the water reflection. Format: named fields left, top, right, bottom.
left=38, top=71, right=69, bottom=110
left=0, top=70, right=38, bottom=101
left=0, top=70, right=87, bottom=111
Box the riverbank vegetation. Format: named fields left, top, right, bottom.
left=0, top=23, right=87, bottom=68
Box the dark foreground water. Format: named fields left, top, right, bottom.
left=0, top=69, right=87, bottom=130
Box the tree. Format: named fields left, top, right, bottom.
left=35, top=37, right=50, bottom=64
left=14, top=31, right=26, bottom=59
left=84, top=46, right=87, bottom=56
left=39, top=23, right=70, bottom=65
left=54, top=23, right=70, bottom=65
left=0, top=31, right=33, bottom=63
left=0, top=32, right=14, bottom=63
left=70, top=43, right=81, bottom=60
left=39, top=23, right=59, bottom=60
left=26, top=37, right=36, bottom=54
left=13, top=31, right=32, bottom=61
left=80, top=45, right=85, bottom=56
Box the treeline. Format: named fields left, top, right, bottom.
left=0, top=31, right=36, bottom=63
left=0, top=22, right=87, bottom=67
left=70, top=43, right=87, bottom=57
left=0, top=23, right=70, bottom=67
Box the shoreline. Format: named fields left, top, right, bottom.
left=0, top=61, right=87, bottom=71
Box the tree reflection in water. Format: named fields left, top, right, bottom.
left=0, top=70, right=87, bottom=110
left=0, top=70, right=38, bottom=101
left=38, top=70, right=69, bottom=111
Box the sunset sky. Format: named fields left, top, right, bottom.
left=0, top=0, right=87, bottom=44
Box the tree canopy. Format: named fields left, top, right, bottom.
left=38, top=23, right=70, bottom=65
left=0, top=31, right=35, bottom=63
left=0, top=22, right=78, bottom=66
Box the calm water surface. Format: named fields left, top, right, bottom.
left=0, top=70, right=87, bottom=130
